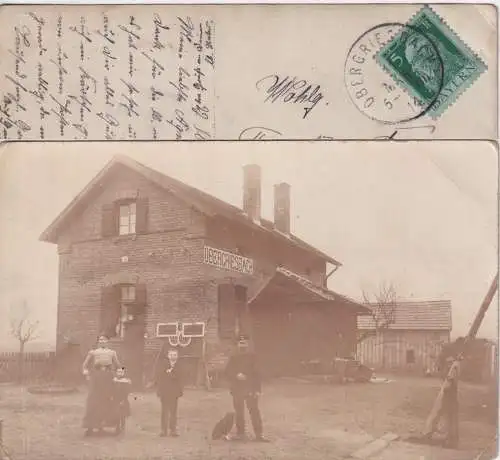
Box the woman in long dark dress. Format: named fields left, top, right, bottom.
left=82, top=335, right=121, bottom=436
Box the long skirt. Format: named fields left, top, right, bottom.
left=82, top=369, right=114, bottom=429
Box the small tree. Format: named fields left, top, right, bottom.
left=358, top=282, right=398, bottom=368
left=10, top=300, right=39, bottom=382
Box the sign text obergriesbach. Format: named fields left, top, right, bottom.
left=203, top=246, right=254, bottom=274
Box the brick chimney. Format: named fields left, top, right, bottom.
left=243, top=164, right=261, bottom=222
left=274, top=182, right=290, bottom=234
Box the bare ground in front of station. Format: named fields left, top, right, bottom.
left=0, top=375, right=496, bottom=460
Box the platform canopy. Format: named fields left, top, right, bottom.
left=249, top=266, right=369, bottom=314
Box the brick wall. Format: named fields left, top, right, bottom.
left=53, top=164, right=334, bottom=379
left=56, top=165, right=207, bottom=358
left=201, top=216, right=329, bottom=368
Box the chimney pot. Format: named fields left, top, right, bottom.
left=274, top=182, right=291, bottom=234
left=243, top=164, right=261, bottom=222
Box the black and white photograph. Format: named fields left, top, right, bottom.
left=0, top=141, right=497, bottom=460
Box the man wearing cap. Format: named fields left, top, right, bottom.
left=225, top=335, right=268, bottom=442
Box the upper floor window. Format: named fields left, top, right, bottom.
left=101, top=197, right=148, bottom=238
left=119, top=202, right=137, bottom=235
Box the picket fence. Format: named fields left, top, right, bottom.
left=0, top=351, right=56, bottom=383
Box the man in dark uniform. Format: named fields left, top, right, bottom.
left=225, top=335, right=268, bottom=442
left=154, top=348, right=184, bottom=437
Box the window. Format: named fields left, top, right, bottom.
left=406, top=349, right=416, bottom=364
left=101, top=198, right=148, bottom=238
left=119, top=202, right=136, bottom=235
left=115, top=285, right=136, bottom=338
left=101, top=283, right=146, bottom=339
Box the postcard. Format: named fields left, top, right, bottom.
left=0, top=3, right=496, bottom=141
left=0, top=140, right=498, bottom=459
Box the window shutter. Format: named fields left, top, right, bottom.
left=136, top=197, right=149, bottom=234
left=100, top=285, right=120, bottom=338
left=101, top=203, right=117, bottom=238
left=217, top=284, right=237, bottom=340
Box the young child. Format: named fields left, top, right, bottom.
left=112, top=367, right=132, bottom=434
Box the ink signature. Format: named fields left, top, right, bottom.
left=238, top=124, right=436, bottom=141
left=255, top=74, right=324, bottom=119
left=373, top=125, right=436, bottom=140
left=239, top=126, right=282, bottom=140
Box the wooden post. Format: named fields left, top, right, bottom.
left=423, top=272, right=498, bottom=435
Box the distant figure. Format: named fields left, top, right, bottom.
left=425, top=356, right=460, bottom=448
left=224, top=335, right=268, bottom=442
left=111, top=366, right=132, bottom=435
left=82, top=335, right=121, bottom=436
left=155, top=348, right=184, bottom=437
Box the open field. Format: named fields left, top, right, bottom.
left=0, top=375, right=496, bottom=460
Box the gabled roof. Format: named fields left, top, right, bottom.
left=357, top=300, right=452, bottom=331
left=39, top=155, right=341, bottom=266
left=249, top=266, right=369, bottom=313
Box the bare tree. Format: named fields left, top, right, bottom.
left=357, top=282, right=398, bottom=368
left=358, top=281, right=398, bottom=343
left=10, top=300, right=39, bottom=382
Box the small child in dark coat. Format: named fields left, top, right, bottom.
left=111, top=367, right=132, bottom=434
left=155, top=348, right=184, bottom=437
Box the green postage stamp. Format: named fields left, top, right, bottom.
left=375, top=6, right=487, bottom=119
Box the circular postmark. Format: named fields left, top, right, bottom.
left=344, top=22, right=444, bottom=124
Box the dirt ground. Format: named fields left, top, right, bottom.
left=0, top=375, right=496, bottom=460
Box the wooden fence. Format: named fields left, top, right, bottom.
left=0, top=351, right=55, bottom=383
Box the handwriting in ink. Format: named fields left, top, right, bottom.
left=103, top=46, right=118, bottom=71
left=256, top=74, right=324, bottom=119
left=169, top=67, right=190, bottom=103
left=49, top=94, right=71, bottom=136
left=49, top=44, right=69, bottom=95
left=69, top=17, right=92, bottom=43
left=373, top=125, right=436, bottom=140
left=239, top=126, right=283, bottom=140
left=178, top=16, right=194, bottom=59
left=104, top=77, right=116, bottom=107
left=153, top=13, right=170, bottom=50
left=141, top=50, right=165, bottom=79
left=28, top=13, right=47, bottom=56
left=29, top=63, right=49, bottom=102
left=96, top=14, right=116, bottom=45
left=119, top=78, right=140, bottom=117
left=151, top=86, right=164, bottom=102
left=166, top=108, right=189, bottom=140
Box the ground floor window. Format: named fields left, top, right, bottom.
left=101, top=283, right=144, bottom=339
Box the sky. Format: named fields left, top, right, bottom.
left=0, top=140, right=497, bottom=350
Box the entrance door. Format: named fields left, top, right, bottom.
left=123, top=313, right=145, bottom=389
left=120, top=284, right=147, bottom=389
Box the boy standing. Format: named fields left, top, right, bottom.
left=225, top=335, right=268, bottom=442
left=155, top=348, right=183, bottom=437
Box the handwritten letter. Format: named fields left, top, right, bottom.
left=0, top=7, right=216, bottom=140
